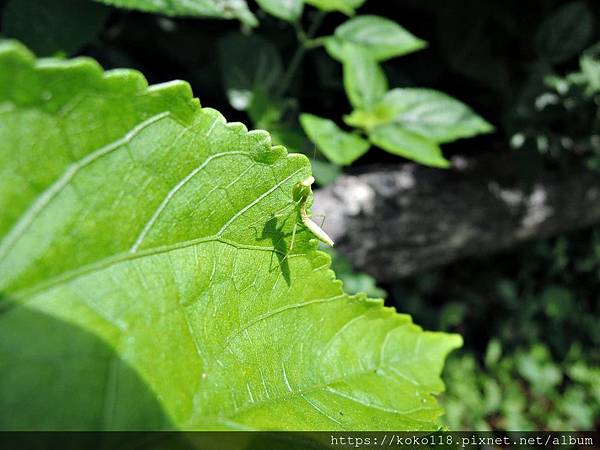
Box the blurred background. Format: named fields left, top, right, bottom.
left=1, top=0, right=598, bottom=431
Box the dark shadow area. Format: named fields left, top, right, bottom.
left=0, top=296, right=174, bottom=439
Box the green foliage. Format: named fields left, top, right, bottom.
left=87, top=0, right=492, bottom=172
left=0, top=41, right=461, bottom=431
left=303, top=15, right=492, bottom=168
left=344, top=88, right=494, bottom=167
left=105, top=0, right=489, bottom=172
left=394, top=226, right=600, bottom=430
left=443, top=344, right=599, bottom=431
left=510, top=43, right=600, bottom=172
left=95, top=0, right=258, bottom=27
left=2, top=0, right=109, bottom=56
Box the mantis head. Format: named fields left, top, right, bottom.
left=292, top=176, right=315, bottom=203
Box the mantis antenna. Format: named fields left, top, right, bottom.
left=294, top=176, right=334, bottom=247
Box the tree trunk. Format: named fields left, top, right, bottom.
left=313, top=155, right=600, bottom=282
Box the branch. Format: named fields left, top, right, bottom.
left=313, top=154, right=600, bottom=282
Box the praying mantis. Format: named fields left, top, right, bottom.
left=256, top=175, right=333, bottom=280
left=288, top=175, right=334, bottom=251
left=256, top=177, right=333, bottom=283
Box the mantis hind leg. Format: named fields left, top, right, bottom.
left=275, top=221, right=297, bottom=268
left=312, top=213, right=327, bottom=228
left=289, top=221, right=298, bottom=253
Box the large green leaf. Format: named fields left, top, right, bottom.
left=300, top=113, right=369, bottom=165
left=325, top=15, right=426, bottom=63
left=95, top=0, right=258, bottom=27
left=304, top=0, right=364, bottom=15
left=0, top=41, right=461, bottom=431
left=256, top=0, right=303, bottom=22
left=363, top=88, right=493, bottom=144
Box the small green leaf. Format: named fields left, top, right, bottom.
left=2, top=0, right=110, bottom=56
left=325, top=15, right=426, bottom=62
left=369, top=124, right=450, bottom=168
left=300, top=113, right=369, bottom=165
left=517, top=346, right=563, bottom=396
left=342, top=46, right=388, bottom=109
left=371, top=88, right=493, bottom=144
left=95, top=0, right=258, bottom=27
left=329, top=249, right=387, bottom=299
left=534, top=1, right=593, bottom=64
left=304, top=0, right=364, bottom=15
left=218, top=33, right=283, bottom=111
left=0, top=41, right=461, bottom=431
left=311, top=159, right=342, bottom=186
left=256, top=0, right=303, bottom=22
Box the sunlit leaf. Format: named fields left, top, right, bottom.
left=368, top=88, right=493, bottom=144
left=325, top=15, right=426, bottom=62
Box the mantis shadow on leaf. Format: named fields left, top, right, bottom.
left=256, top=216, right=294, bottom=287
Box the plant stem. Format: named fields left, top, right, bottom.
left=304, top=37, right=326, bottom=49
left=275, top=11, right=326, bottom=98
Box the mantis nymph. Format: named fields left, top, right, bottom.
left=290, top=176, right=334, bottom=248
